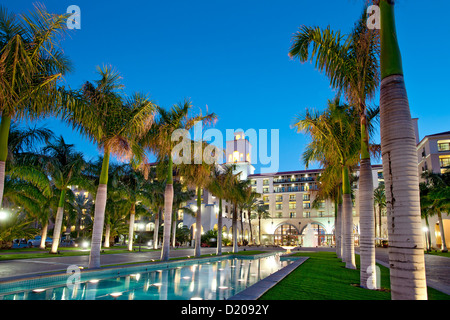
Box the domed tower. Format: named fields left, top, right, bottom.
left=225, top=131, right=255, bottom=180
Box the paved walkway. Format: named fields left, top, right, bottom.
left=369, top=248, right=450, bottom=295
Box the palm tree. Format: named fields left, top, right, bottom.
left=378, top=0, right=427, bottom=299
left=140, top=100, right=216, bottom=261
left=373, top=182, right=386, bottom=245
left=241, top=188, right=261, bottom=245
left=149, top=178, right=165, bottom=250
left=177, top=140, right=217, bottom=258
left=71, top=193, right=93, bottom=239
left=0, top=5, right=72, bottom=208
left=208, top=164, right=236, bottom=255
left=113, top=164, right=153, bottom=251
left=38, top=136, right=88, bottom=253
left=312, top=166, right=342, bottom=256
left=293, top=98, right=361, bottom=269
left=226, top=177, right=249, bottom=253
left=254, top=201, right=270, bottom=245
left=289, top=6, right=380, bottom=288
left=171, top=181, right=195, bottom=247
left=59, top=66, right=156, bottom=268
left=421, top=171, right=450, bottom=252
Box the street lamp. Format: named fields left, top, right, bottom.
left=0, top=210, right=7, bottom=221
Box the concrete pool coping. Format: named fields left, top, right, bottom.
left=228, top=256, right=309, bottom=300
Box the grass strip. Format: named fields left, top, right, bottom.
left=258, top=251, right=449, bottom=300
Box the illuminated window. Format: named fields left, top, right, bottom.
left=233, top=151, right=239, bottom=162
left=246, top=153, right=250, bottom=162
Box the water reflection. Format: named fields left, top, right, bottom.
left=0, top=254, right=291, bottom=300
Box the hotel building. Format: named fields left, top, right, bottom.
left=182, top=131, right=384, bottom=247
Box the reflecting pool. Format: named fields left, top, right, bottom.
left=0, top=253, right=293, bottom=300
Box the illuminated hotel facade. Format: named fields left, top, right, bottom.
left=182, top=131, right=384, bottom=247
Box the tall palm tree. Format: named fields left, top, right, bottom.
left=226, top=177, right=249, bottom=253
left=208, top=164, right=236, bottom=254
left=59, top=66, right=156, bottom=268
left=289, top=6, right=380, bottom=288
left=0, top=5, right=72, bottom=208
left=177, top=140, right=217, bottom=258
left=140, top=100, right=216, bottom=261
left=378, top=0, right=427, bottom=299
left=293, top=99, right=361, bottom=269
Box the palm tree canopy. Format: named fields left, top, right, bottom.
left=0, top=4, right=72, bottom=119
left=289, top=7, right=380, bottom=108
left=58, top=66, right=156, bottom=164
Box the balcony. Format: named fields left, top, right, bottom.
left=273, top=177, right=315, bottom=184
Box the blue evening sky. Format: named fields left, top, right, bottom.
left=5, top=0, right=450, bottom=173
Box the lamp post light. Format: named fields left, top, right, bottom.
left=0, top=210, right=7, bottom=221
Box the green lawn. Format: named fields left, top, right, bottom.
left=259, top=251, right=450, bottom=300
left=425, top=251, right=450, bottom=258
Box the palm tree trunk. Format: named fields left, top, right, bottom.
left=88, top=150, right=110, bottom=269
left=40, top=221, right=49, bottom=249
left=335, top=192, right=342, bottom=259
left=128, top=204, right=136, bottom=251
left=0, top=114, right=11, bottom=208
left=232, top=202, right=238, bottom=253
left=258, top=216, right=262, bottom=245
left=359, top=157, right=376, bottom=288
left=194, top=187, right=202, bottom=258
left=161, top=156, right=174, bottom=261
left=240, top=209, right=244, bottom=244
left=249, top=214, right=254, bottom=245
left=104, top=223, right=111, bottom=248
left=425, top=216, right=431, bottom=252
left=437, top=211, right=448, bottom=252
left=153, top=209, right=160, bottom=249
left=171, top=212, right=177, bottom=247
left=217, top=198, right=223, bottom=255
left=342, top=166, right=356, bottom=269
left=51, top=189, right=66, bottom=253
left=379, top=0, right=427, bottom=300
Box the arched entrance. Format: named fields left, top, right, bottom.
left=300, top=223, right=327, bottom=247
left=273, top=224, right=300, bottom=246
